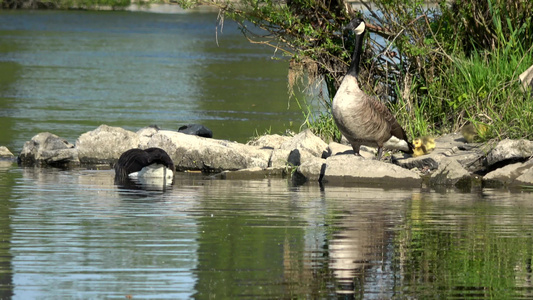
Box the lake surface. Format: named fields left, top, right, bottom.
left=0, top=9, right=304, bottom=152
left=1, top=10, right=533, bottom=300
left=2, top=165, right=533, bottom=299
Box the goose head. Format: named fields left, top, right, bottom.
left=344, top=18, right=366, bottom=35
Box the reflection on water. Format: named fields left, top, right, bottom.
left=0, top=164, right=532, bottom=299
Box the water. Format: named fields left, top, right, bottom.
left=1, top=10, right=533, bottom=300
left=0, top=10, right=304, bottom=152
left=2, top=165, right=533, bottom=299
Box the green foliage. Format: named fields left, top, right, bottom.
left=439, top=0, right=533, bottom=56
left=382, top=0, right=533, bottom=141
left=304, top=110, right=341, bottom=143
left=295, top=94, right=341, bottom=143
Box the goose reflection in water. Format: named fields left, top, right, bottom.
left=329, top=220, right=391, bottom=298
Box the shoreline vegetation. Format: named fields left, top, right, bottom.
left=2, top=0, right=533, bottom=188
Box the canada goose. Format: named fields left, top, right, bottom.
left=332, top=18, right=413, bottom=160
left=114, top=147, right=175, bottom=186
left=422, top=136, right=436, bottom=151
left=461, top=123, right=487, bottom=143
left=412, top=139, right=425, bottom=157
left=412, top=136, right=435, bottom=157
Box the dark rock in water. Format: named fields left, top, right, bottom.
left=178, top=124, right=213, bottom=138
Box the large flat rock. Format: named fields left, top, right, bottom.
left=294, top=154, right=421, bottom=187
left=76, top=125, right=139, bottom=165
left=145, top=130, right=271, bottom=172
left=483, top=159, right=533, bottom=187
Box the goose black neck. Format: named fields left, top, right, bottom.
left=347, top=31, right=365, bottom=77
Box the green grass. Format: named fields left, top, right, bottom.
left=386, top=39, right=533, bottom=142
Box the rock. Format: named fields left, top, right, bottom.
left=285, top=148, right=324, bottom=168
left=519, top=64, right=533, bottom=92
left=279, top=129, right=329, bottom=159
left=298, top=155, right=421, bottom=187
left=18, top=132, right=78, bottom=166
left=137, top=125, right=161, bottom=148
left=293, top=156, right=326, bottom=184
left=250, top=131, right=328, bottom=169
left=76, top=125, right=139, bottom=165
left=485, top=139, right=533, bottom=167
left=178, top=124, right=213, bottom=138
left=393, top=134, right=486, bottom=174
left=268, top=148, right=290, bottom=168
left=218, top=167, right=287, bottom=180
left=327, top=142, right=374, bottom=159
left=247, top=134, right=292, bottom=149
left=16, top=123, right=533, bottom=190
left=483, top=160, right=533, bottom=187
left=514, top=165, right=533, bottom=186
left=395, top=156, right=440, bottom=173
left=145, top=130, right=271, bottom=172
left=248, top=134, right=293, bottom=168
left=428, top=158, right=472, bottom=188
left=0, top=146, right=14, bottom=158
left=324, top=155, right=421, bottom=186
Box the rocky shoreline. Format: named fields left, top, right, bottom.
left=2, top=124, right=533, bottom=190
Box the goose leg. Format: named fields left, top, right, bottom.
left=350, top=142, right=362, bottom=156
left=376, top=147, right=383, bottom=160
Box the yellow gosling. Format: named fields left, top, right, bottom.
left=412, top=136, right=436, bottom=157
left=422, top=136, right=436, bottom=152
left=412, top=138, right=426, bottom=157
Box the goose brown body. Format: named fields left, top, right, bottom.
left=332, top=19, right=413, bottom=159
